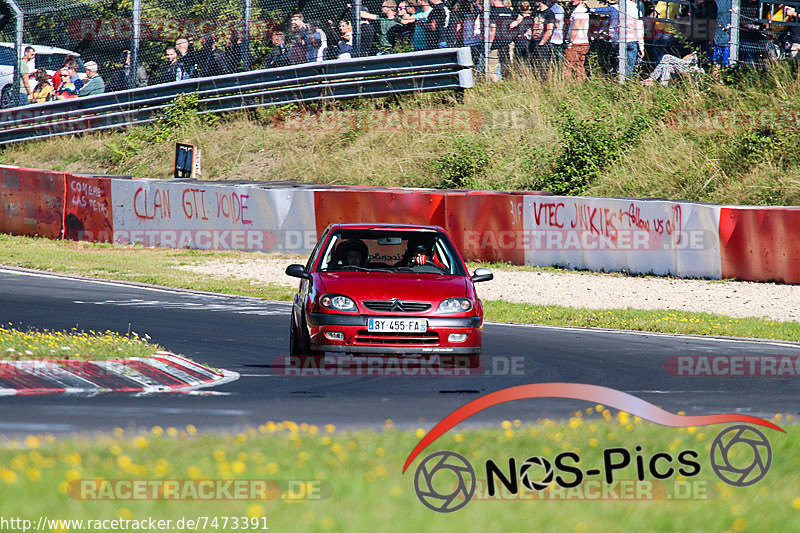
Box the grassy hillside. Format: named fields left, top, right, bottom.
left=1, top=63, right=799, bottom=205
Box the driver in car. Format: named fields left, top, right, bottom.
left=336, top=239, right=369, bottom=268
left=396, top=239, right=446, bottom=269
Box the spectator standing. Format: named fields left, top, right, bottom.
left=28, top=69, right=53, bottom=103
left=427, top=0, right=453, bottom=48
left=651, top=1, right=680, bottom=64
left=198, top=35, right=230, bottom=77
left=288, top=12, right=311, bottom=64
left=787, top=7, right=800, bottom=58
left=455, top=0, right=484, bottom=64
left=564, top=0, right=590, bottom=79
left=266, top=32, right=290, bottom=68
left=175, top=38, right=196, bottom=79
left=362, top=1, right=401, bottom=51
left=488, top=0, right=517, bottom=81
left=338, top=20, right=355, bottom=58
left=78, top=61, right=105, bottom=96
left=592, top=0, right=644, bottom=76
left=548, top=0, right=566, bottom=60
left=225, top=28, right=245, bottom=73
left=510, top=1, right=535, bottom=64
left=355, top=9, right=378, bottom=56
left=690, top=0, right=717, bottom=56
left=110, top=50, right=148, bottom=91
left=158, top=47, right=181, bottom=83
left=529, top=0, right=555, bottom=78
left=413, top=0, right=434, bottom=51
left=387, top=1, right=417, bottom=48
left=307, top=22, right=329, bottom=62
left=18, top=46, right=35, bottom=107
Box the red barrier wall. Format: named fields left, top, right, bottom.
left=313, top=189, right=446, bottom=236
left=445, top=192, right=525, bottom=264
left=63, top=175, right=114, bottom=242
left=719, top=207, right=800, bottom=283
left=0, top=166, right=65, bottom=239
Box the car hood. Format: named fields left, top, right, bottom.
left=317, top=272, right=468, bottom=302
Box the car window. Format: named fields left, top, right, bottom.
left=35, top=53, right=79, bottom=72
left=306, top=228, right=329, bottom=271
left=0, top=48, right=14, bottom=66
left=316, top=229, right=465, bottom=276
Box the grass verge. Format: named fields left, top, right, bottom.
left=0, top=416, right=796, bottom=532
left=2, top=234, right=799, bottom=342
left=0, top=234, right=295, bottom=301
left=0, top=63, right=798, bottom=205
left=0, top=326, right=161, bottom=361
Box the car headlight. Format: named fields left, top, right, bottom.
left=437, top=297, right=473, bottom=313
left=320, top=294, right=357, bottom=312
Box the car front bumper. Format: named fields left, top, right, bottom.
left=307, top=312, right=482, bottom=355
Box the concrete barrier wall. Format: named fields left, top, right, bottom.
left=110, top=179, right=317, bottom=253
left=1, top=165, right=798, bottom=283
left=0, top=166, right=65, bottom=239
left=522, top=196, right=722, bottom=279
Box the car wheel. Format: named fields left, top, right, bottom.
left=289, top=313, right=301, bottom=356
left=1, top=85, right=15, bottom=109
left=298, top=313, right=325, bottom=367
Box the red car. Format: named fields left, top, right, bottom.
left=285, top=224, right=493, bottom=367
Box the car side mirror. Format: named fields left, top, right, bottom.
left=471, top=268, right=493, bottom=283
left=285, top=264, right=311, bottom=280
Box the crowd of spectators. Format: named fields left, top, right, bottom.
left=18, top=46, right=107, bottom=105
left=15, top=0, right=800, bottom=106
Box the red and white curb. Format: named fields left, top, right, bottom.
left=0, top=352, right=239, bottom=395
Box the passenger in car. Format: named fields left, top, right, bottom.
left=335, top=239, right=369, bottom=267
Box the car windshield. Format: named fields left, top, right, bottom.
left=317, top=229, right=466, bottom=276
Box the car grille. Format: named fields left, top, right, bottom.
left=362, top=300, right=432, bottom=313
left=354, top=331, right=440, bottom=345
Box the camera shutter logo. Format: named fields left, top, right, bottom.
left=413, top=451, right=476, bottom=513
left=710, top=425, right=772, bottom=487
left=519, top=456, right=554, bottom=491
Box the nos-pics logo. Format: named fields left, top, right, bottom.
left=403, top=384, right=782, bottom=513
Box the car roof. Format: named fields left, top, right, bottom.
left=0, top=43, right=81, bottom=56
left=329, top=223, right=446, bottom=232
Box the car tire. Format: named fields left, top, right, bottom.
left=289, top=312, right=301, bottom=357
left=297, top=313, right=325, bottom=367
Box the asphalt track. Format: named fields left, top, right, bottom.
left=2, top=267, right=800, bottom=436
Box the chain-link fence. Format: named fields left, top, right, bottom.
left=0, top=0, right=797, bottom=109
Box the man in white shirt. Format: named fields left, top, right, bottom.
left=592, top=0, right=644, bottom=76
left=564, top=0, right=590, bottom=80
left=547, top=0, right=565, bottom=62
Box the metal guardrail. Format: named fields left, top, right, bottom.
left=0, top=47, right=474, bottom=145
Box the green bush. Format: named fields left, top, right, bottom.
left=428, top=136, right=492, bottom=189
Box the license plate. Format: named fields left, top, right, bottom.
left=367, top=318, right=428, bottom=333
